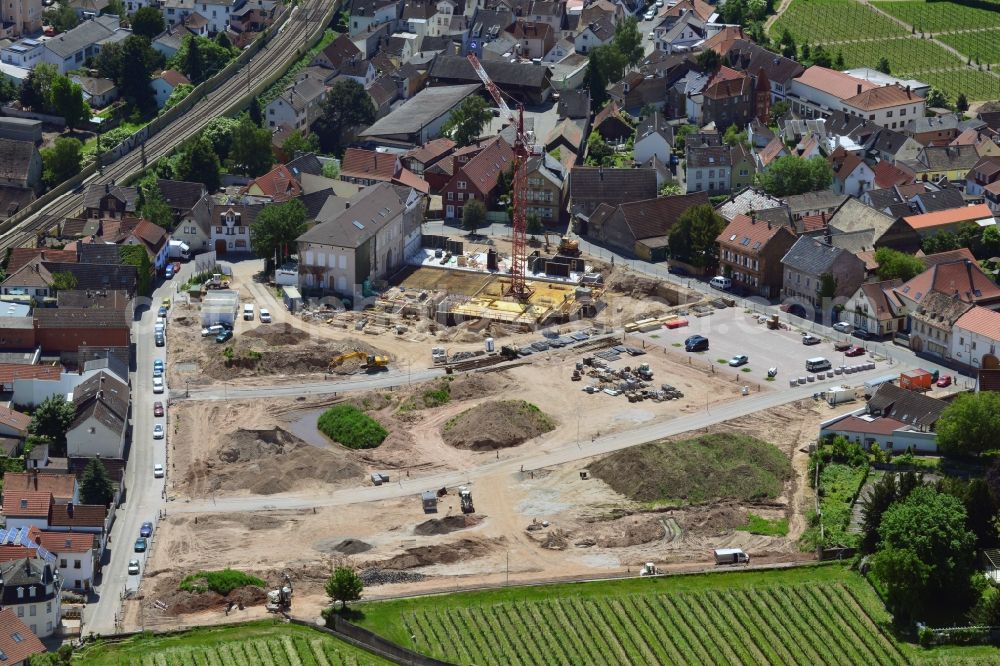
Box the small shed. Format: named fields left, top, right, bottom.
left=900, top=369, right=933, bottom=392
left=421, top=490, right=438, bottom=514
left=201, top=289, right=240, bottom=326
left=0, top=117, right=42, bottom=143
left=282, top=285, right=302, bottom=313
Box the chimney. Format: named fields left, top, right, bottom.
left=598, top=165, right=603, bottom=179
left=105, top=183, right=110, bottom=193
left=345, top=202, right=351, bottom=209
left=67, top=503, right=74, bottom=517
left=750, top=212, right=756, bottom=225
left=32, top=469, right=37, bottom=490
left=857, top=83, right=862, bottom=95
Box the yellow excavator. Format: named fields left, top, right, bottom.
left=330, top=351, right=390, bottom=371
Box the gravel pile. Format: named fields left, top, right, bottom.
left=360, top=568, right=428, bottom=586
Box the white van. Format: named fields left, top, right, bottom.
left=710, top=276, right=732, bottom=290
left=243, top=304, right=254, bottom=321
left=806, top=357, right=832, bottom=372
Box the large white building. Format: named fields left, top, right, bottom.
left=787, top=66, right=925, bottom=129
left=951, top=306, right=1000, bottom=370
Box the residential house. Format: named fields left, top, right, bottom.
left=574, top=14, right=613, bottom=54
left=0, top=558, right=61, bottom=638
left=207, top=201, right=262, bottom=254
left=729, top=143, right=755, bottom=192
left=904, top=113, right=961, bottom=145
left=0, top=492, right=51, bottom=531
left=401, top=138, right=456, bottom=176
left=400, top=0, right=436, bottom=36
left=965, top=155, right=1000, bottom=196
left=701, top=67, right=753, bottom=130
left=242, top=164, right=302, bottom=203
left=36, top=532, right=94, bottom=593
left=82, top=184, right=138, bottom=219
left=263, top=75, right=326, bottom=132
left=591, top=102, right=631, bottom=143
left=523, top=153, right=566, bottom=225
left=151, top=24, right=191, bottom=59
left=583, top=192, right=709, bottom=261
left=899, top=145, right=981, bottom=183
left=725, top=40, right=804, bottom=103
left=685, top=144, right=731, bottom=194
left=162, top=0, right=246, bottom=34
left=667, top=69, right=709, bottom=123
left=568, top=166, right=658, bottom=218
left=633, top=112, right=673, bottom=165
left=716, top=213, right=797, bottom=298
left=151, top=69, right=191, bottom=109
left=753, top=136, right=787, bottom=173
left=0, top=138, right=42, bottom=193
left=66, top=371, right=129, bottom=459
left=787, top=66, right=875, bottom=120
left=842, top=84, right=925, bottom=131
left=715, top=187, right=785, bottom=222
left=951, top=306, right=1000, bottom=370
left=465, top=8, right=514, bottom=58
left=894, top=258, right=1000, bottom=314
left=340, top=148, right=400, bottom=187
left=985, top=181, right=1000, bottom=215
left=310, top=33, right=362, bottom=71
left=33, top=305, right=132, bottom=355
left=45, top=503, right=106, bottom=549
left=3, top=473, right=75, bottom=505
left=781, top=235, right=866, bottom=316
left=843, top=279, right=905, bottom=338
left=908, top=290, right=974, bottom=358
left=829, top=147, right=875, bottom=197
left=156, top=180, right=206, bottom=221
left=441, top=137, right=514, bottom=219
left=653, top=9, right=705, bottom=54
left=117, top=219, right=170, bottom=272
left=606, top=71, right=670, bottom=115
left=69, top=75, right=117, bottom=109
left=296, top=183, right=423, bottom=298
left=820, top=383, right=947, bottom=453
left=0, top=0, right=42, bottom=38
left=872, top=161, right=915, bottom=189
left=902, top=203, right=994, bottom=239
left=505, top=19, right=554, bottom=59
left=0, top=606, right=46, bottom=664
left=41, top=15, right=122, bottom=74
left=427, top=55, right=551, bottom=105
left=785, top=190, right=849, bottom=221
left=0, top=407, right=29, bottom=441
left=544, top=118, right=588, bottom=162
left=525, top=0, right=563, bottom=32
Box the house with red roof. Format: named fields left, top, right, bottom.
left=340, top=148, right=400, bottom=187
left=1, top=491, right=52, bottom=531
left=0, top=606, right=47, bottom=663
left=829, top=147, right=875, bottom=197
left=151, top=69, right=191, bottom=109
left=0, top=407, right=30, bottom=441
left=894, top=257, right=1000, bottom=329
left=37, top=531, right=95, bottom=592
left=440, top=137, right=514, bottom=220
left=902, top=203, right=994, bottom=239
left=701, top=67, right=754, bottom=131
left=716, top=213, right=797, bottom=298
left=843, top=279, right=906, bottom=338
left=951, top=305, right=1000, bottom=370
left=115, top=218, right=170, bottom=272
left=242, top=164, right=303, bottom=203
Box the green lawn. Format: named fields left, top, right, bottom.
left=872, top=1, right=1000, bottom=33
left=801, top=461, right=868, bottom=549
left=354, top=564, right=999, bottom=665
left=73, top=620, right=392, bottom=665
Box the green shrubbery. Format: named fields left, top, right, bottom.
left=179, top=569, right=264, bottom=595
left=318, top=405, right=388, bottom=449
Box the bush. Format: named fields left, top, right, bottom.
left=317, top=405, right=388, bottom=449
left=179, top=569, right=264, bottom=595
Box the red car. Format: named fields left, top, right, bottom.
left=153, top=401, right=164, bottom=417
left=844, top=345, right=865, bottom=357
left=936, top=375, right=952, bottom=388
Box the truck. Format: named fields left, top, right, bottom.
left=714, top=548, right=749, bottom=565
left=168, top=240, right=190, bottom=260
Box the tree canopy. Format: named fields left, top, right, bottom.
left=28, top=394, right=75, bottom=451
left=43, top=5, right=78, bottom=32
left=119, top=244, right=152, bottom=296
left=441, top=95, right=492, bottom=147
left=756, top=155, right=833, bottom=197
left=80, top=458, right=115, bottom=506
left=935, top=391, right=1000, bottom=456
left=139, top=181, right=174, bottom=229
left=668, top=204, right=727, bottom=269
left=200, top=116, right=240, bottom=161
left=462, top=198, right=487, bottom=233
left=583, top=45, right=625, bottom=109
left=312, top=79, right=376, bottom=155
left=97, top=35, right=162, bottom=112
left=41, top=138, right=83, bottom=188
left=131, top=6, right=166, bottom=39
left=174, top=135, right=221, bottom=192
left=612, top=16, right=643, bottom=69
left=281, top=130, right=320, bottom=160
left=228, top=114, right=275, bottom=176
left=171, top=35, right=236, bottom=84
left=18, top=63, right=58, bottom=113
left=325, top=567, right=363, bottom=609
left=874, top=247, right=925, bottom=282
left=250, top=199, right=308, bottom=266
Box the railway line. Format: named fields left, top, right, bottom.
left=0, top=0, right=330, bottom=254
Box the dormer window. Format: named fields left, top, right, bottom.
left=16, top=587, right=23, bottom=598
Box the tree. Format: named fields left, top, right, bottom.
left=668, top=204, right=727, bottom=269
left=876, top=56, right=891, bottom=75
left=871, top=487, right=977, bottom=621
left=250, top=199, right=307, bottom=266
left=19, top=63, right=58, bottom=113
left=79, top=458, right=115, bottom=506
left=674, top=124, right=697, bottom=151
left=818, top=272, right=837, bottom=299
left=874, top=247, right=925, bottom=281
left=41, top=138, right=82, bottom=188
left=215, top=31, right=233, bottom=51
left=201, top=116, right=240, bottom=161
left=936, top=391, right=1000, bottom=456
left=163, top=83, right=193, bottom=111
left=175, top=135, right=221, bottom=192
left=43, top=5, right=78, bottom=32
left=861, top=473, right=897, bottom=554
left=119, top=244, right=152, bottom=295
left=229, top=114, right=275, bottom=176
left=925, top=86, right=949, bottom=109
left=697, top=49, right=721, bottom=72
left=956, top=92, right=969, bottom=112
left=936, top=477, right=999, bottom=549
left=583, top=45, right=625, bottom=109
left=98, top=35, right=161, bottom=112
left=756, top=155, right=832, bottom=197
left=778, top=29, right=796, bottom=59
left=723, top=124, right=747, bottom=147
left=811, top=45, right=831, bottom=68
left=526, top=212, right=543, bottom=237
left=312, top=79, right=376, bottom=155
left=441, top=95, right=492, bottom=147
left=462, top=198, right=487, bottom=233
left=768, top=100, right=790, bottom=125
left=28, top=394, right=75, bottom=449
left=140, top=181, right=174, bottom=229
left=171, top=35, right=235, bottom=83
left=834, top=50, right=845, bottom=69
left=131, top=6, right=165, bottom=38
left=248, top=96, right=263, bottom=127
left=585, top=131, right=612, bottom=165
left=0, top=77, right=18, bottom=105
left=612, top=16, right=643, bottom=69
left=103, top=0, right=126, bottom=17
left=987, top=458, right=1000, bottom=506
left=282, top=129, right=320, bottom=158
left=322, top=161, right=340, bottom=179
left=659, top=182, right=683, bottom=196
left=325, top=567, right=363, bottom=610
left=49, top=76, right=91, bottom=130
left=183, top=35, right=204, bottom=84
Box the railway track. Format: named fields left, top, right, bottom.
left=0, top=0, right=329, bottom=254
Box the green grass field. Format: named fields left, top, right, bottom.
left=829, top=37, right=963, bottom=74
left=355, top=564, right=999, bottom=665
left=772, top=0, right=908, bottom=43
left=74, top=621, right=392, bottom=666
left=872, top=1, right=1000, bottom=32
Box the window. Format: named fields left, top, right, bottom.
left=458, top=180, right=467, bottom=189
left=900, top=108, right=906, bottom=116
left=46, top=602, right=51, bottom=613
left=29, top=605, right=36, bottom=616
left=16, top=587, right=23, bottom=599
left=60, top=560, right=67, bottom=568
left=447, top=191, right=454, bottom=201
left=886, top=110, right=893, bottom=118
left=16, top=607, right=23, bottom=618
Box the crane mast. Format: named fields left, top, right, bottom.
left=466, top=54, right=532, bottom=300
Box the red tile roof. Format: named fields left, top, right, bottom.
left=0, top=365, right=62, bottom=385
left=919, top=247, right=976, bottom=268
left=702, top=25, right=747, bottom=55
left=405, top=138, right=455, bottom=166
left=757, top=136, right=787, bottom=167
left=873, top=160, right=914, bottom=188
left=392, top=168, right=430, bottom=194
left=798, top=213, right=827, bottom=232
left=828, top=415, right=908, bottom=436
left=341, top=148, right=398, bottom=182
left=795, top=66, right=876, bottom=101
left=716, top=213, right=790, bottom=252
left=48, top=503, right=106, bottom=528
left=7, top=249, right=76, bottom=274
left=453, top=136, right=514, bottom=194
left=243, top=164, right=302, bottom=202
left=0, top=607, right=46, bottom=663
left=0, top=545, right=38, bottom=563
left=845, top=84, right=918, bottom=111
left=159, top=69, right=190, bottom=87
left=36, top=531, right=93, bottom=553
left=903, top=203, right=993, bottom=231
left=0, top=407, right=30, bottom=434
left=2, top=490, right=52, bottom=518
left=897, top=258, right=1000, bottom=305
left=978, top=368, right=1000, bottom=392
left=3, top=472, right=75, bottom=501
left=954, top=305, right=1000, bottom=338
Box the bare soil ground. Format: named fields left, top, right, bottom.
left=441, top=400, right=556, bottom=450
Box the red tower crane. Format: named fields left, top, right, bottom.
left=466, top=53, right=532, bottom=300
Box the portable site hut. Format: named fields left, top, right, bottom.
left=899, top=369, right=933, bottom=392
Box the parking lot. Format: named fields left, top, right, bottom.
left=629, top=306, right=885, bottom=387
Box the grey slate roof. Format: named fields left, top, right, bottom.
left=781, top=235, right=852, bottom=276
left=569, top=167, right=658, bottom=212
left=156, top=179, right=204, bottom=211
left=716, top=188, right=785, bottom=221
left=827, top=197, right=895, bottom=237
left=360, top=84, right=480, bottom=137
left=76, top=243, right=122, bottom=265
left=867, top=382, right=948, bottom=428
left=298, top=182, right=408, bottom=249
left=784, top=190, right=849, bottom=217
left=0, top=138, right=36, bottom=183
left=911, top=188, right=965, bottom=213
left=82, top=183, right=138, bottom=212
left=429, top=55, right=550, bottom=89
left=557, top=89, right=591, bottom=120
left=44, top=15, right=120, bottom=59
left=686, top=144, right=731, bottom=169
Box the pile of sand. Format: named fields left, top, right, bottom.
left=332, top=539, right=373, bottom=555
left=413, top=514, right=484, bottom=536
left=442, top=400, right=556, bottom=451
left=183, top=427, right=362, bottom=495
left=375, top=537, right=502, bottom=569
left=243, top=323, right=309, bottom=346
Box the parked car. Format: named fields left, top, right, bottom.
left=201, top=324, right=224, bottom=337
left=832, top=321, right=852, bottom=333
left=152, top=377, right=164, bottom=393
left=853, top=329, right=875, bottom=341
left=936, top=375, right=952, bottom=388
left=134, top=538, right=147, bottom=553
left=643, top=10, right=654, bottom=20
left=153, top=424, right=164, bottom=439
left=153, top=463, right=164, bottom=478
left=844, top=345, right=865, bottom=357
left=155, top=332, right=165, bottom=347
left=164, top=265, right=174, bottom=279
left=728, top=354, right=748, bottom=367
left=158, top=305, right=168, bottom=318
left=161, top=298, right=170, bottom=309
left=802, top=334, right=821, bottom=345
left=153, top=401, right=164, bottom=417
left=140, top=522, right=153, bottom=538
left=685, top=335, right=709, bottom=352
left=216, top=329, right=233, bottom=343
left=259, top=308, right=272, bottom=323
left=128, top=559, right=140, bottom=575
left=153, top=359, right=164, bottom=376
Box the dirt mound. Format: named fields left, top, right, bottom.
left=413, top=514, right=484, bottom=536
left=332, top=539, right=373, bottom=555
left=183, top=427, right=363, bottom=495
left=243, top=323, right=309, bottom=346
left=196, top=332, right=386, bottom=380
left=447, top=373, right=508, bottom=401
left=146, top=574, right=267, bottom=617
left=377, top=537, right=501, bottom=569
left=442, top=400, right=556, bottom=451
left=589, top=514, right=666, bottom=548
left=677, top=504, right=749, bottom=533
left=608, top=272, right=660, bottom=298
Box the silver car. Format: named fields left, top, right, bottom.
left=128, top=559, right=140, bottom=575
